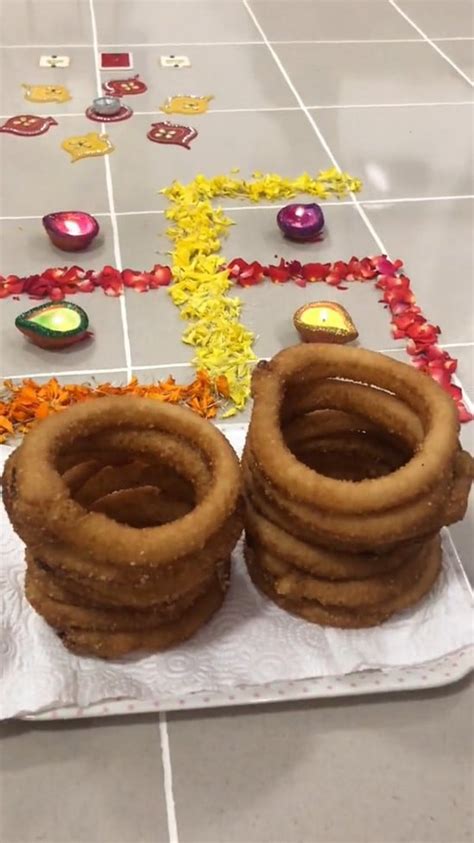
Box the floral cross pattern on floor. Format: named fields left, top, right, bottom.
left=1, top=170, right=471, bottom=428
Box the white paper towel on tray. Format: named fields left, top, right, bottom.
left=1, top=429, right=473, bottom=720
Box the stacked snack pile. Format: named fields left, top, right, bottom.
left=243, top=345, right=473, bottom=628
left=3, top=397, right=242, bottom=658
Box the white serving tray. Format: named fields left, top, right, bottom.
left=22, top=645, right=473, bottom=720
left=1, top=426, right=472, bottom=721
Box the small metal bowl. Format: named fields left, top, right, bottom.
left=92, top=96, right=122, bottom=116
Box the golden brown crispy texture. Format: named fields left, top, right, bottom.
left=90, top=486, right=192, bottom=527
left=244, top=497, right=425, bottom=580
left=7, top=397, right=240, bottom=567
left=252, top=539, right=432, bottom=609
left=249, top=348, right=459, bottom=513
left=25, top=556, right=223, bottom=632
left=242, top=345, right=472, bottom=628
left=3, top=396, right=242, bottom=658
left=29, top=508, right=243, bottom=606
left=58, top=568, right=229, bottom=659
left=243, top=451, right=456, bottom=550
left=245, top=537, right=442, bottom=629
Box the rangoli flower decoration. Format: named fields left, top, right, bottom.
left=0, top=265, right=172, bottom=300
left=161, top=168, right=362, bottom=416
left=0, top=372, right=231, bottom=443
left=226, top=255, right=472, bottom=424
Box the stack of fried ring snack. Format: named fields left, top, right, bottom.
left=2, top=396, right=242, bottom=658
left=243, top=345, right=473, bottom=628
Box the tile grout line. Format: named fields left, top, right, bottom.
left=241, top=0, right=387, bottom=254
left=88, top=0, right=133, bottom=382
left=3, top=343, right=474, bottom=383
left=2, top=103, right=472, bottom=121
left=1, top=37, right=474, bottom=48
left=2, top=195, right=474, bottom=221
left=0, top=362, right=191, bottom=381
left=388, top=0, right=474, bottom=87
left=241, top=0, right=474, bottom=399
left=159, top=712, right=179, bottom=843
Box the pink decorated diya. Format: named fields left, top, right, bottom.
left=42, top=211, right=100, bottom=252
left=277, top=203, right=325, bottom=242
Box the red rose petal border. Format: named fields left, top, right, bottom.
left=0, top=264, right=172, bottom=300
left=1, top=255, right=471, bottom=422
left=227, top=254, right=473, bottom=424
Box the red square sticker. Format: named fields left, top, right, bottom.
left=100, top=52, right=133, bottom=70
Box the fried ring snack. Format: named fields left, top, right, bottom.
left=25, top=557, right=221, bottom=632
left=90, top=486, right=192, bottom=526
left=30, top=509, right=242, bottom=606
left=252, top=540, right=431, bottom=609
left=58, top=568, right=229, bottom=659
left=7, top=398, right=241, bottom=567
left=249, top=346, right=458, bottom=512
left=244, top=498, right=424, bottom=580
left=245, top=537, right=442, bottom=629
left=243, top=451, right=455, bottom=550
left=242, top=345, right=472, bottom=628
left=4, top=397, right=242, bottom=657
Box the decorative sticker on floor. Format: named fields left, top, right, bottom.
left=39, top=55, right=70, bottom=68
left=147, top=120, right=198, bottom=149
left=0, top=115, right=58, bottom=136
left=160, top=94, right=213, bottom=114
left=100, top=52, right=133, bottom=71
left=61, top=132, right=115, bottom=162
left=102, top=74, right=147, bottom=96
left=160, top=55, right=191, bottom=68
left=85, top=104, right=133, bottom=123
left=22, top=83, right=71, bottom=103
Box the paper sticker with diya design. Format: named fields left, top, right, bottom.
left=22, top=83, right=71, bottom=103
left=0, top=115, right=58, bottom=137
left=160, top=94, right=213, bottom=115
left=61, top=132, right=114, bottom=163
left=39, top=55, right=70, bottom=68
left=147, top=121, right=198, bottom=150
left=102, top=74, right=147, bottom=96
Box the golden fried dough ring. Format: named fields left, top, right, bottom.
left=249, top=346, right=458, bottom=512
left=245, top=537, right=442, bottom=629
left=30, top=496, right=242, bottom=585
left=290, top=433, right=407, bottom=478
left=254, top=539, right=431, bottom=609
left=62, top=460, right=102, bottom=493
left=63, top=441, right=195, bottom=503
left=57, top=568, right=230, bottom=659
left=282, top=381, right=424, bottom=451
left=243, top=450, right=454, bottom=550
left=244, top=498, right=424, bottom=579
left=8, top=397, right=241, bottom=566
left=25, top=558, right=216, bottom=631
left=283, top=408, right=411, bottom=459
left=90, top=486, right=192, bottom=527
left=73, top=462, right=162, bottom=506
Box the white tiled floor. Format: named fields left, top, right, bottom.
left=0, top=1, right=473, bottom=841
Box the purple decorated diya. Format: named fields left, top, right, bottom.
left=277, top=203, right=325, bottom=242
left=42, top=211, right=100, bottom=252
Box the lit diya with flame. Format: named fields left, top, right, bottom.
left=277, top=203, right=325, bottom=242
left=293, top=301, right=358, bottom=344
left=15, top=301, right=91, bottom=350
left=43, top=211, right=99, bottom=251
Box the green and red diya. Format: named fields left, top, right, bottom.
left=15, top=301, right=91, bottom=349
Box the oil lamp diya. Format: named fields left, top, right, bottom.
left=86, top=97, right=133, bottom=123
left=277, top=203, right=325, bottom=242
left=91, top=96, right=122, bottom=116
left=15, top=301, right=91, bottom=350
left=293, top=301, right=358, bottom=344
left=42, top=211, right=99, bottom=251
